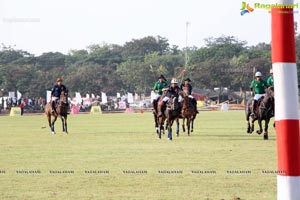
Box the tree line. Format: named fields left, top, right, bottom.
left=0, top=34, right=298, bottom=98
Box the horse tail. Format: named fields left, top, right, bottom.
left=245, top=98, right=252, bottom=118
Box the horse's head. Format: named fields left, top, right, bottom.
left=261, top=87, right=274, bottom=113
left=266, top=86, right=274, bottom=97
left=181, top=94, right=189, bottom=109
left=167, top=95, right=180, bottom=110
left=59, top=91, right=68, bottom=105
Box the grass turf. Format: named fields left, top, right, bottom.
left=0, top=111, right=277, bottom=200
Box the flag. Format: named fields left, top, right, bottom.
left=46, top=91, right=51, bottom=103
left=9, top=91, right=15, bottom=99
left=135, top=93, right=139, bottom=101
left=75, top=92, right=82, bottom=105
left=127, top=93, right=134, bottom=103
left=101, top=92, right=107, bottom=104
left=17, top=90, right=22, bottom=100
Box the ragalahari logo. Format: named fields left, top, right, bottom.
left=240, top=1, right=298, bottom=15
left=240, top=2, right=254, bottom=15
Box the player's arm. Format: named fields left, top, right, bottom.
left=153, top=82, right=158, bottom=92
left=250, top=81, right=255, bottom=96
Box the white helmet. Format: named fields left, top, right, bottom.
left=255, top=71, right=262, bottom=77
left=171, top=78, right=178, bottom=84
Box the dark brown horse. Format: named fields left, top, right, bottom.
left=157, top=95, right=182, bottom=140
left=181, top=95, right=197, bottom=136
left=246, top=87, right=274, bottom=140
left=45, top=92, right=68, bottom=134
left=152, top=97, right=162, bottom=135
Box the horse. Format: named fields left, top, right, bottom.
left=246, top=87, right=274, bottom=140
left=45, top=92, right=69, bottom=134
left=157, top=94, right=182, bottom=140
left=152, top=97, right=163, bottom=135
left=181, top=95, right=197, bottom=136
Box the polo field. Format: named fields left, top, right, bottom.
left=0, top=111, right=277, bottom=200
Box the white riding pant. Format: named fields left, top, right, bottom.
left=154, top=94, right=161, bottom=101
left=162, top=96, right=183, bottom=103
left=254, top=94, right=265, bottom=101
left=51, top=97, right=59, bottom=101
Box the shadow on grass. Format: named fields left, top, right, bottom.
left=190, top=133, right=276, bottom=141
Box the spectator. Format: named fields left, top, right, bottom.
left=20, top=100, right=24, bottom=116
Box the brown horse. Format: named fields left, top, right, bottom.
left=45, top=92, right=68, bottom=134
left=181, top=95, right=197, bottom=136
left=246, top=87, right=274, bottom=140
left=157, top=94, right=182, bottom=140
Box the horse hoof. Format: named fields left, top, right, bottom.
left=256, top=130, right=262, bottom=135
left=264, top=135, right=268, bottom=140
left=51, top=132, right=55, bottom=135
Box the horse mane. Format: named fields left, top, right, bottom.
left=262, top=87, right=274, bottom=104
left=182, top=95, right=190, bottom=110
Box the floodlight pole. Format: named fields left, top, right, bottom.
left=271, top=0, right=300, bottom=199
left=185, top=21, right=189, bottom=68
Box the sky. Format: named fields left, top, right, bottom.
left=0, top=0, right=299, bottom=56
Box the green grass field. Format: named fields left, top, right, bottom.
left=0, top=111, right=277, bottom=200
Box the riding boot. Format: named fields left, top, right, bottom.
left=157, top=101, right=165, bottom=117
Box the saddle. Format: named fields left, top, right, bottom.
left=167, top=97, right=180, bottom=111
